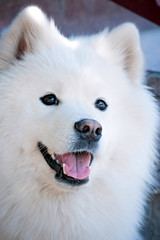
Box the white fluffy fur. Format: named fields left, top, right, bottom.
left=0, top=6, right=159, bottom=240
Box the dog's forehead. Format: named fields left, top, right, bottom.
left=19, top=46, right=107, bottom=93
left=10, top=42, right=127, bottom=102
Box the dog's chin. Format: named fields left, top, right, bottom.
left=38, top=142, right=94, bottom=187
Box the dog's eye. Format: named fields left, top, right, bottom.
left=40, top=94, right=59, bottom=106
left=95, top=99, right=107, bottom=111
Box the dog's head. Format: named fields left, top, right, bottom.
left=0, top=7, right=154, bottom=192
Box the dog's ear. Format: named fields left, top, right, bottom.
left=0, top=6, right=60, bottom=70
left=108, top=23, right=144, bottom=84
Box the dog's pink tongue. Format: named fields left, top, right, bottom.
left=62, top=153, right=90, bottom=180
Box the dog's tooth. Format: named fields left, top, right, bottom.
left=63, top=163, right=66, bottom=175
left=48, top=149, right=53, bottom=155
left=47, top=150, right=55, bottom=159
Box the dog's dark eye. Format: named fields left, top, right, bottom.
left=40, top=94, right=59, bottom=106
left=95, top=99, right=107, bottom=111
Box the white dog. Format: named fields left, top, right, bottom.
left=0, top=6, right=158, bottom=240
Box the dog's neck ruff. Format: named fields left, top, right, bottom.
left=38, top=142, right=93, bottom=185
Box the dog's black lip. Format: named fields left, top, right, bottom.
left=55, top=170, right=89, bottom=186
left=38, top=142, right=62, bottom=173
left=38, top=142, right=93, bottom=186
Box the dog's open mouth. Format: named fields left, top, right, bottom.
left=38, top=142, right=93, bottom=185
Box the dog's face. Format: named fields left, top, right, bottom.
left=2, top=49, right=111, bottom=188
left=0, top=7, right=146, bottom=192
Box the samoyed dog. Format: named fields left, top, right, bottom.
left=0, top=6, right=158, bottom=240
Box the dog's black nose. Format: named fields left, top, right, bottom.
left=74, top=119, right=102, bottom=141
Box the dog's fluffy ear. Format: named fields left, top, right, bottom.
left=0, top=6, right=60, bottom=70
left=108, top=23, right=144, bottom=84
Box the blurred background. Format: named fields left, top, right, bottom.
left=0, top=0, right=160, bottom=71
left=0, top=1, right=159, bottom=239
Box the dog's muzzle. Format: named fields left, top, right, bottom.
left=38, top=119, right=102, bottom=186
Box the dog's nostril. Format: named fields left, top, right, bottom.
left=82, top=125, right=90, bottom=133
left=96, top=127, right=102, bottom=136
